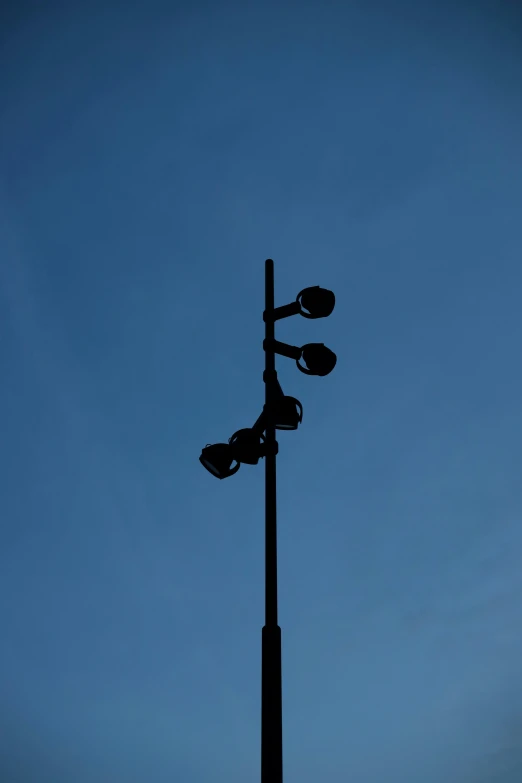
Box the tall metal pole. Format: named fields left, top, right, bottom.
left=261, top=259, right=283, bottom=783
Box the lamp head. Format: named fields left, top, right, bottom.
left=297, top=286, right=335, bottom=319
left=229, top=428, right=266, bottom=465
left=273, top=395, right=303, bottom=430
left=297, top=343, right=337, bottom=376
left=199, top=443, right=240, bottom=479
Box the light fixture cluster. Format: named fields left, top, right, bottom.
left=200, top=284, right=336, bottom=479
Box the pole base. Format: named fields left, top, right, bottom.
left=261, top=625, right=283, bottom=783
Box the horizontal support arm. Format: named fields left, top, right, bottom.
left=263, top=301, right=301, bottom=322
left=263, top=338, right=302, bottom=361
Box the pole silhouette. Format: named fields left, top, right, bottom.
left=199, top=259, right=336, bottom=782
left=261, top=258, right=283, bottom=783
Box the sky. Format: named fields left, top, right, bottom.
left=1, top=1, right=522, bottom=781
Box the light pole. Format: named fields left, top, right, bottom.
left=199, top=259, right=336, bottom=783
left=262, top=258, right=282, bottom=783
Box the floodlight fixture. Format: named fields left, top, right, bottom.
left=199, top=443, right=240, bottom=479
left=298, top=342, right=337, bottom=376
left=297, top=286, right=335, bottom=319
left=251, top=383, right=303, bottom=432
left=229, top=428, right=267, bottom=465
left=264, top=284, right=336, bottom=322
left=263, top=338, right=337, bottom=377
left=273, top=395, right=303, bottom=430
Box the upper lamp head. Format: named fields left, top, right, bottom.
left=199, top=443, right=240, bottom=479
left=297, top=286, right=335, bottom=319
left=297, top=343, right=337, bottom=376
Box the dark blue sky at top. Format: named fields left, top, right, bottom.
left=2, top=2, right=522, bottom=781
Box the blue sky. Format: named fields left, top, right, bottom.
left=2, top=2, right=522, bottom=781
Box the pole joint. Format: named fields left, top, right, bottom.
left=261, top=440, right=279, bottom=457
left=263, top=369, right=278, bottom=384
